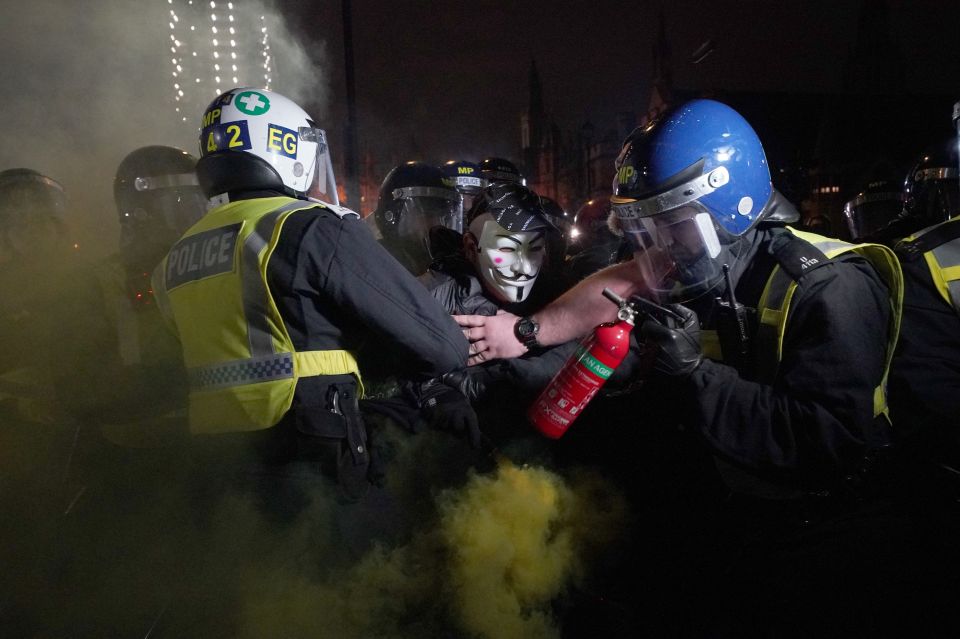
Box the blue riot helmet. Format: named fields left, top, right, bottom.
left=442, top=160, right=486, bottom=214
left=610, top=99, right=773, bottom=302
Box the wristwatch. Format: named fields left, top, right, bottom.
left=514, top=316, right=541, bottom=350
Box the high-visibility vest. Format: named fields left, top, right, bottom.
left=156, top=196, right=363, bottom=435
left=702, top=228, right=903, bottom=421
left=900, top=216, right=960, bottom=314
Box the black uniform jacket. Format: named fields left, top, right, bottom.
left=655, top=226, right=892, bottom=490
left=266, top=202, right=469, bottom=418
left=889, top=253, right=960, bottom=462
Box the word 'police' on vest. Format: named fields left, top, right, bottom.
left=166, top=223, right=242, bottom=290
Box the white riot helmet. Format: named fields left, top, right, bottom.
left=197, top=87, right=339, bottom=205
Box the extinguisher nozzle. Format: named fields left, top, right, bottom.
left=602, top=288, right=625, bottom=306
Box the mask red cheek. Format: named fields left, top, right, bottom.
left=494, top=257, right=503, bottom=264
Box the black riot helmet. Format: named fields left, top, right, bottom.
left=538, top=196, right=572, bottom=237
left=538, top=195, right=572, bottom=268
left=442, top=160, right=487, bottom=212
left=479, top=157, right=525, bottom=186
left=0, top=169, right=68, bottom=261
left=901, top=139, right=960, bottom=233
left=843, top=177, right=904, bottom=243
left=114, top=146, right=206, bottom=271
left=374, top=162, right=463, bottom=275
left=0, top=168, right=66, bottom=226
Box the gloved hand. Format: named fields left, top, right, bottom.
left=640, top=303, right=702, bottom=376
left=359, top=397, right=425, bottom=434
left=413, top=379, right=482, bottom=449
left=440, top=367, right=491, bottom=403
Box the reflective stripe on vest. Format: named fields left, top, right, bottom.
left=906, top=218, right=960, bottom=314
left=160, top=196, right=363, bottom=434
left=754, top=228, right=903, bottom=420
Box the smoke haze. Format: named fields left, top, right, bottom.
left=0, top=0, right=326, bottom=256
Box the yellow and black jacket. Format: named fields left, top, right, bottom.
left=889, top=216, right=960, bottom=457
left=155, top=195, right=468, bottom=436
left=671, top=225, right=902, bottom=495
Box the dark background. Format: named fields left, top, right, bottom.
left=281, top=0, right=959, bottom=166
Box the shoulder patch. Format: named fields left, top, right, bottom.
left=769, top=231, right=830, bottom=281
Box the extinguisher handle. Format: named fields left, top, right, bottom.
left=629, top=296, right=685, bottom=328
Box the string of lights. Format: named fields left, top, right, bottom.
left=167, top=0, right=273, bottom=125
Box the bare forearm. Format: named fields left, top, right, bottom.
left=533, top=260, right=643, bottom=345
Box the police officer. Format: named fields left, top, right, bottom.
left=154, top=88, right=468, bottom=499
left=82, top=146, right=208, bottom=445
left=373, top=162, right=463, bottom=275
left=114, top=145, right=208, bottom=279
left=0, top=169, right=75, bottom=422
left=842, top=175, right=904, bottom=245
left=889, top=137, right=960, bottom=464
left=0, top=168, right=68, bottom=266
left=441, top=159, right=486, bottom=214
left=478, top=156, right=525, bottom=186
left=884, top=128, right=960, bottom=629
left=456, top=100, right=904, bottom=632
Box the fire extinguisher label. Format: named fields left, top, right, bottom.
left=576, top=347, right=613, bottom=380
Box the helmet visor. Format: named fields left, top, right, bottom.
left=843, top=192, right=903, bottom=242
left=615, top=200, right=732, bottom=302
left=120, top=185, right=208, bottom=263
left=301, top=127, right=339, bottom=206
left=394, top=186, right=464, bottom=234
left=918, top=181, right=960, bottom=224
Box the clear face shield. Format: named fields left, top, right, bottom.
left=120, top=173, right=209, bottom=267
left=300, top=127, right=340, bottom=207
left=842, top=192, right=904, bottom=242
left=455, top=175, right=485, bottom=216
left=919, top=178, right=960, bottom=224
left=613, top=164, right=745, bottom=302
left=473, top=217, right=546, bottom=304
left=394, top=186, right=464, bottom=235
left=616, top=201, right=739, bottom=303
left=129, top=173, right=207, bottom=233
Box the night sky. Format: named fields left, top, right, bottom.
left=281, top=0, right=960, bottom=168
left=0, top=0, right=956, bottom=254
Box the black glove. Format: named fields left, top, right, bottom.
left=359, top=397, right=426, bottom=434
left=440, top=367, right=492, bottom=403
left=412, top=379, right=482, bottom=449
left=640, top=303, right=703, bottom=376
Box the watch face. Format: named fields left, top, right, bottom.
left=516, top=317, right=538, bottom=338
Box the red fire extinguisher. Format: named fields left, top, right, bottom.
left=528, top=288, right=637, bottom=439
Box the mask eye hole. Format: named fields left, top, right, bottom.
left=497, top=246, right=515, bottom=253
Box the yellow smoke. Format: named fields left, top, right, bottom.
left=440, top=461, right=627, bottom=639
left=233, top=457, right=628, bottom=639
